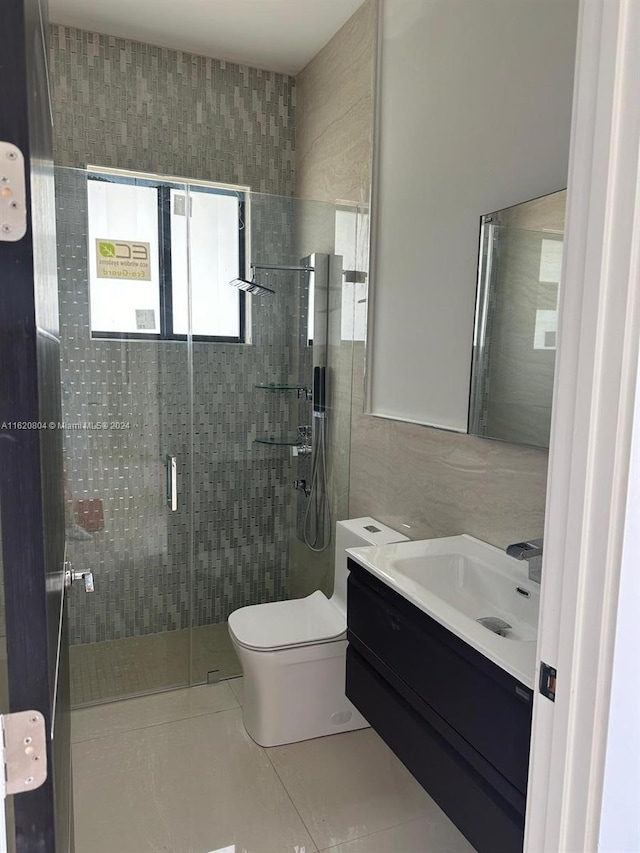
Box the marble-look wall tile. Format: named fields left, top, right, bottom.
left=349, top=343, right=548, bottom=549
left=294, top=0, right=549, bottom=558
left=296, top=0, right=377, bottom=205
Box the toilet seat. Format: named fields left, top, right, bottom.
left=228, top=590, right=345, bottom=652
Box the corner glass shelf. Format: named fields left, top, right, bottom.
left=255, top=383, right=311, bottom=398
left=254, top=435, right=301, bottom=447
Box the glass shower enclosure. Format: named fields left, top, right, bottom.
left=55, top=165, right=362, bottom=706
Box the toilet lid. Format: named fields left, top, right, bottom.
left=228, top=591, right=345, bottom=651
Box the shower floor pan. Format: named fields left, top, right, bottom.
left=69, top=622, right=241, bottom=707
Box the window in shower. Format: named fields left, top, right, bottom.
left=86, top=169, right=248, bottom=341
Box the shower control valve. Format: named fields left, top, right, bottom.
left=294, top=479, right=312, bottom=496
left=292, top=443, right=312, bottom=458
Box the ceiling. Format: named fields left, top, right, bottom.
left=48, top=0, right=366, bottom=76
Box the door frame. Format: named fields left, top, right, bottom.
left=0, top=0, right=72, bottom=849
left=524, top=0, right=640, bottom=849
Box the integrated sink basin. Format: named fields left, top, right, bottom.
left=346, top=534, right=540, bottom=687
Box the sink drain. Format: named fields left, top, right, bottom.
left=476, top=616, right=512, bottom=636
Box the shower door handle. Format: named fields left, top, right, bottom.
left=166, top=455, right=178, bottom=511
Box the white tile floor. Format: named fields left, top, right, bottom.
left=72, top=679, right=475, bottom=853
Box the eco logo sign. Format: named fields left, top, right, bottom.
left=96, top=239, right=151, bottom=280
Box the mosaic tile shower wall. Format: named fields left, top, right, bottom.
left=49, top=25, right=295, bottom=195
left=57, top=170, right=192, bottom=644
left=50, top=27, right=301, bottom=644
left=57, top=175, right=307, bottom=645
left=190, top=193, right=306, bottom=629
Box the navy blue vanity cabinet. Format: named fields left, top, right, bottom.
left=345, top=558, right=533, bottom=853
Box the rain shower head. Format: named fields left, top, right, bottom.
left=228, top=277, right=275, bottom=297
left=229, top=261, right=314, bottom=298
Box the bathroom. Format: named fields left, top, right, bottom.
left=0, top=0, right=638, bottom=852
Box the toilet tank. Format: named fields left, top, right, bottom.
left=331, top=517, right=409, bottom=615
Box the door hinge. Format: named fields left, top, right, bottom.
left=0, top=142, right=27, bottom=242
left=539, top=661, right=557, bottom=702
left=1, top=711, right=48, bottom=798
left=64, top=560, right=95, bottom=593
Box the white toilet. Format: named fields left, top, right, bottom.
left=228, top=517, right=408, bottom=747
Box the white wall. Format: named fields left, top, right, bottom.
left=369, top=0, right=579, bottom=430
left=598, top=341, right=640, bottom=853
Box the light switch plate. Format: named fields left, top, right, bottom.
left=0, top=142, right=27, bottom=241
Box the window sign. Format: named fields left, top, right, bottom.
left=95, top=239, right=152, bottom=281
left=87, top=170, right=247, bottom=342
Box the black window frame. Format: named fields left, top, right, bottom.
left=88, top=170, right=247, bottom=343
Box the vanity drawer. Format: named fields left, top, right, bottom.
left=346, top=644, right=525, bottom=853
left=347, top=559, right=533, bottom=794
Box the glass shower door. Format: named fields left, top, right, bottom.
left=56, top=166, right=193, bottom=705
left=186, top=191, right=357, bottom=687
left=187, top=188, right=306, bottom=686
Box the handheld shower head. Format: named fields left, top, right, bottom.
left=228, top=277, right=275, bottom=297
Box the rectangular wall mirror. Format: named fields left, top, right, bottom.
left=469, top=190, right=566, bottom=448
left=365, top=0, right=577, bottom=447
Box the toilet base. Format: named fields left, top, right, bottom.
left=231, top=637, right=370, bottom=747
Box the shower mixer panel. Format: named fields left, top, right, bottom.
left=241, top=250, right=336, bottom=553
left=294, top=253, right=341, bottom=554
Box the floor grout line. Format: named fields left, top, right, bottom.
left=261, top=732, right=450, bottom=853
left=71, top=682, right=194, bottom=712
left=71, top=679, right=241, bottom=708
left=70, top=688, right=476, bottom=853
left=71, top=702, right=242, bottom=745
left=261, top=741, right=440, bottom=853
left=313, top=813, right=444, bottom=852
left=263, top=747, right=322, bottom=853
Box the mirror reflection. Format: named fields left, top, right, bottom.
left=469, top=190, right=566, bottom=448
